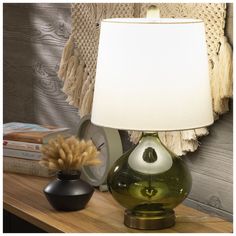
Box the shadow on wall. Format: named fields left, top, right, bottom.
left=3, top=3, right=35, bottom=123
left=3, top=3, right=80, bottom=134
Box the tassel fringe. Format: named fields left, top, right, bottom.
left=128, top=131, right=142, bottom=144
left=158, top=131, right=166, bottom=145
left=80, top=81, right=94, bottom=117
left=210, top=36, right=233, bottom=114
left=70, top=62, right=85, bottom=107
left=164, top=131, right=183, bottom=156
left=58, top=34, right=75, bottom=80
left=58, top=34, right=92, bottom=115
left=79, top=75, right=91, bottom=108
left=194, top=128, right=209, bottom=137
left=218, top=37, right=233, bottom=98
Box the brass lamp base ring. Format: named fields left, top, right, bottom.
left=124, top=209, right=175, bottom=230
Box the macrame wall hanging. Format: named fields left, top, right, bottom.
left=58, top=3, right=233, bottom=156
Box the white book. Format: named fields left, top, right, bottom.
left=3, top=156, right=55, bottom=177
left=3, top=148, right=42, bottom=160
left=3, top=140, right=42, bottom=152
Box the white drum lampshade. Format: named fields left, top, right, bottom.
left=91, top=18, right=214, bottom=131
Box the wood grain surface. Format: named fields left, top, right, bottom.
left=3, top=173, right=233, bottom=233
left=184, top=103, right=233, bottom=219
left=3, top=3, right=233, bottom=220
left=3, top=3, right=79, bottom=131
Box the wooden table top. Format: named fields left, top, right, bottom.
left=3, top=172, right=233, bottom=233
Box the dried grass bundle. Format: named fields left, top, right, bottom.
left=39, top=135, right=100, bottom=172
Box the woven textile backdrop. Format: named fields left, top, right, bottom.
left=58, top=3, right=233, bottom=156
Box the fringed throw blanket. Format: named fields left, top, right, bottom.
left=58, top=3, right=233, bottom=156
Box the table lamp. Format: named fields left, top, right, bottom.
left=91, top=18, right=213, bottom=230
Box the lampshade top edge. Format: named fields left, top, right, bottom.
left=102, top=18, right=203, bottom=24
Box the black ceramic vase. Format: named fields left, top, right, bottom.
left=44, top=170, right=94, bottom=211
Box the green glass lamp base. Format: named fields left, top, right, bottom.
left=108, top=132, right=192, bottom=230
left=124, top=209, right=175, bottom=230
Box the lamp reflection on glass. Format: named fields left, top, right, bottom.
left=91, top=18, right=213, bottom=229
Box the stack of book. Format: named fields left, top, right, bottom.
left=3, top=122, right=70, bottom=177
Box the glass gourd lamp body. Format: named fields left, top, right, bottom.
left=91, top=17, right=213, bottom=230
left=107, top=133, right=191, bottom=228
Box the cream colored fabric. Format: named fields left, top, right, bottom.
left=140, top=4, right=232, bottom=116
left=58, top=3, right=232, bottom=156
